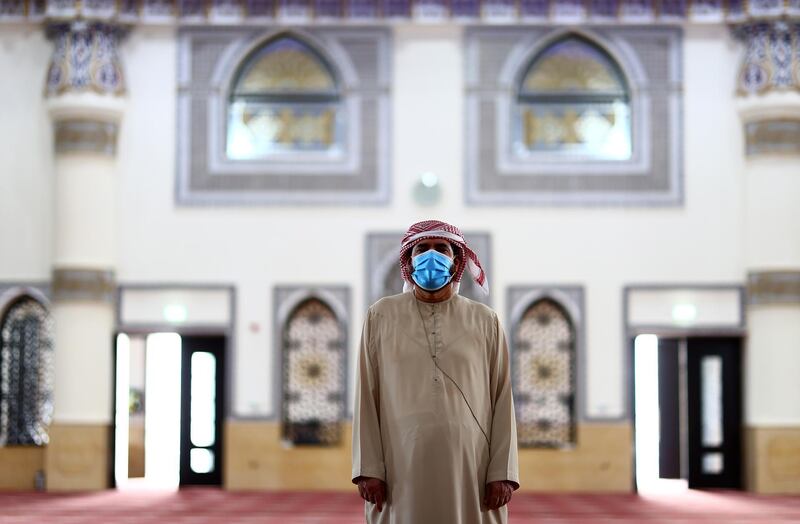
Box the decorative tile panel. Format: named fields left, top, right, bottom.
left=274, top=286, right=349, bottom=442
left=0, top=297, right=54, bottom=446
left=45, top=22, right=125, bottom=97
left=508, top=286, right=585, bottom=444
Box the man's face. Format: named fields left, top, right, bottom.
left=411, top=238, right=454, bottom=260
left=412, top=239, right=458, bottom=277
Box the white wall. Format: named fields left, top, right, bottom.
left=741, top=102, right=800, bottom=426
left=744, top=158, right=800, bottom=269
left=52, top=302, right=114, bottom=422
left=1, top=23, right=754, bottom=421
left=0, top=27, right=54, bottom=280
left=746, top=306, right=800, bottom=425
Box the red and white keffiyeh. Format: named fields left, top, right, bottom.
left=399, top=220, right=489, bottom=295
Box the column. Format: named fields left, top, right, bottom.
left=734, top=20, right=800, bottom=495
left=43, top=21, right=126, bottom=491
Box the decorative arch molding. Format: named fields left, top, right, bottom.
left=209, top=28, right=360, bottom=94
left=509, top=287, right=582, bottom=331
left=465, top=26, right=683, bottom=206
left=0, top=286, right=51, bottom=318
left=497, top=27, right=649, bottom=92
left=272, top=285, right=350, bottom=433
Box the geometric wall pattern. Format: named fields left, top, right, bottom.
left=512, top=298, right=576, bottom=447
left=0, top=296, right=54, bottom=446
left=281, top=297, right=345, bottom=445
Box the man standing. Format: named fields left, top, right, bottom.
left=352, top=220, right=519, bottom=524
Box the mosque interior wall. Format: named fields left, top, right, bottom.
left=0, top=21, right=798, bottom=493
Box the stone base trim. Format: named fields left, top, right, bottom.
left=746, top=425, right=800, bottom=494
left=224, top=421, right=632, bottom=492
left=0, top=447, right=45, bottom=490
left=517, top=423, right=632, bottom=492
left=45, top=424, right=110, bottom=492
left=54, top=120, right=119, bottom=156
left=225, top=421, right=353, bottom=491
left=747, top=271, right=800, bottom=305
left=52, top=268, right=115, bottom=303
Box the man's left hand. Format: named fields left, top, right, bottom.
left=484, top=480, right=514, bottom=510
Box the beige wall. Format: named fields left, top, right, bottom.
left=517, top=423, right=632, bottom=492
left=746, top=306, right=800, bottom=426
left=225, top=421, right=354, bottom=490
left=44, top=424, right=110, bottom=491
left=0, top=447, right=44, bottom=490
left=225, top=421, right=632, bottom=492
left=746, top=426, right=800, bottom=494
left=0, top=26, right=53, bottom=281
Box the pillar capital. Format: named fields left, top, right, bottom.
left=45, top=21, right=127, bottom=99
left=732, top=20, right=800, bottom=97
left=45, top=21, right=128, bottom=156
left=731, top=21, right=800, bottom=157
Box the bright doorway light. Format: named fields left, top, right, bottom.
left=114, top=333, right=131, bottom=486
left=634, top=334, right=660, bottom=492
left=115, top=332, right=183, bottom=490
left=144, top=333, right=182, bottom=489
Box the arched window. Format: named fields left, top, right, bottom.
left=0, top=296, right=53, bottom=446
left=281, top=298, right=345, bottom=445
left=513, top=298, right=576, bottom=448
left=226, top=35, right=343, bottom=159
left=515, top=34, right=631, bottom=160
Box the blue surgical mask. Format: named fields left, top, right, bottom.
left=411, top=250, right=454, bottom=291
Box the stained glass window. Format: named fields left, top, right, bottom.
left=226, top=35, right=343, bottom=159
left=513, top=299, right=576, bottom=448
left=282, top=298, right=345, bottom=445
left=0, top=297, right=54, bottom=446
left=515, top=35, right=631, bottom=159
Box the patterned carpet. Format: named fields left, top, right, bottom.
left=0, top=488, right=798, bottom=523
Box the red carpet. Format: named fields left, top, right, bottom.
left=0, top=489, right=798, bottom=523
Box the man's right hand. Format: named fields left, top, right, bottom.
left=356, top=477, right=387, bottom=512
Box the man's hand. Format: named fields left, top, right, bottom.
left=484, top=480, right=514, bottom=510
left=356, top=476, right=387, bottom=512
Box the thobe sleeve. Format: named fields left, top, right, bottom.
left=351, top=308, right=386, bottom=483
left=486, top=313, right=520, bottom=489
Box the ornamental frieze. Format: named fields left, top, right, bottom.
left=1, top=0, right=799, bottom=23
